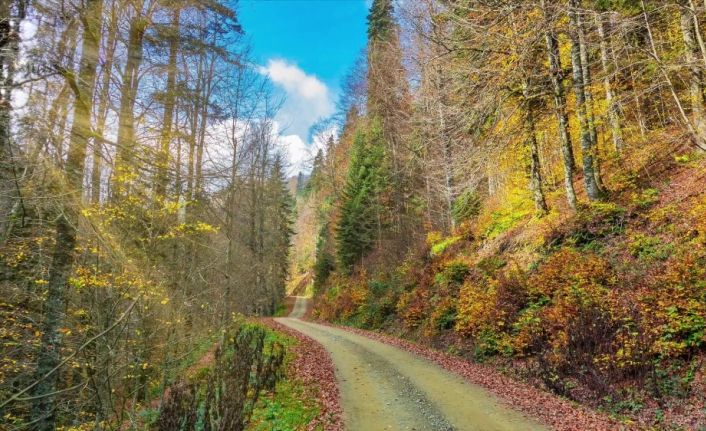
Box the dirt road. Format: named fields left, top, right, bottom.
left=276, top=297, right=547, bottom=431
left=288, top=295, right=309, bottom=318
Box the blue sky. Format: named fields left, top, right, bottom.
left=238, top=0, right=370, bottom=173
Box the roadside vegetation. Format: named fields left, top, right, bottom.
left=290, top=0, right=706, bottom=429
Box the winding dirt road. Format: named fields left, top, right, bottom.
left=276, top=297, right=547, bottom=431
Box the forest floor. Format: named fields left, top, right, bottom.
left=277, top=297, right=619, bottom=431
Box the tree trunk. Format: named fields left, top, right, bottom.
left=679, top=0, right=706, bottom=150
left=32, top=1, right=103, bottom=428
left=0, top=0, right=25, bottom=242
left=541, top=0, right=578, bottom=210
left=569, top=0, right=601, bottom=201
left=577, top=7, right=605, bottom=192
left=596, top=11, right=625, bottom=153
left=91, top=1, right=118, bottom=204
left=155, top=8, right=181, bottom=198
left=523, top=84, right=549, bottom=215
left=435, top=64, right=454, bottom=230
left=113, top=11, right=147, bottom=199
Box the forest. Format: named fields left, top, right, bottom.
left=1, top=0, right=705, bottom=430
left=293, top=0, right=706, bottom=428
left=1, top=0, right=294, bottom=429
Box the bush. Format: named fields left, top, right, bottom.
left=455, top=279, right=499, bottom=337
left=155, top=324, right=285, bottom=431
left=430, top=235, right=462, bottom=256
left=628, top=232, right=673, bottom=261
left=520, top=249, right=629, bottom=396
left=639, top=249, right=706, bottom=360
left=451, top=190, right=481, bottom=224
left=435, top=260, right=470, bottom=287
left=548, top=202, right=625, bottom=248
left=430, top=297, right=457, bottom=331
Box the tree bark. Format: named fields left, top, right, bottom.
left=541, top=0, right=578, bottom=210
left=569, top=0, right=601, bottom=200
left=32, top=1, right=103, bottom=428
left=596, top=12, right=625, bottom=153
left=155, top=8, right=181, bottom=198
left=0, top=0, right=25, bottom=242
left=523, top=84, right=549, bottom=215
left=679, top=0, right=706, bottom=150
left=577, top=7, right=605, bottom=192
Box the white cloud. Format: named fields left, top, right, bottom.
left=259, top=59, right=336, bottom=174
left=274, top=122, right=339, bottom=176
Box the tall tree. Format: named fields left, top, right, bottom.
left=679, top=0, right=706, bottom=149
left=541, top=0, right=578, bottom=210
left=0, top=0, right=26, bottom=241
left=155, top=6, right=181, bottom=198
left=569, top=0, right=602, bottom=200
left=91, top=0, right=119, bottom=204
left=32, top=1, right=104, bottom=428
left=113, top=2, right=153, bottom=199
left=595, top=9, right=625, bottom=153
left=336, top=122, right=389, bottom=272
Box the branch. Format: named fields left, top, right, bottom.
left=0, top=296, right=141, bottom=410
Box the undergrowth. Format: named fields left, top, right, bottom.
left=313, top=150, right=706, bottom=429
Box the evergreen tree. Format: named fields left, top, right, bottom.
left=336, top=120, right=389, bottom=272
left=304, top=149, right=325, bottom=196
left=264, top=155, right=294, bottom=313
left=313, top=222, right=334, bottom=290
left=367, top=0, right=394, bottom=41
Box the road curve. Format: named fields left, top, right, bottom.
left=276, top=298, right=547, bottom=431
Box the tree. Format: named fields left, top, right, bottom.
left=569, top=0, right=602, bottom=200
left=32, top=1, right=104, bottom=427
left=678, top=0, right=706, bottom=149
left=336, top=122, right=389, bottom=272
left=542, top=0, right=579, bottom=210
left=155, top=6, right=182, bottom=198
left=595, top=8, right=625, bottom=153
left=0, top=0, right=26, bottom=241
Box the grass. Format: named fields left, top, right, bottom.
left=248, top=378, right=321, bottom=431
left=247, top=325, right=321, bottom=431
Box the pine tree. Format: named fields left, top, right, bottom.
left=367, top=0, right=394, bottom=41
left=263, top=155, right=294, bottom=313
left=313, top=223, right=334, bottom=290
left=336, top=121, right=389, bottom=272
left=304, top=149, right=325, bottom=196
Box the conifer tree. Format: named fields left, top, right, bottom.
left=336, top=121, right=389, bottom=272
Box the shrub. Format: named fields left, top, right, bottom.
left=628, top=232, right=672, bottom=261
left=455, top=279, right=499, bottom=337
left=435, top=260, right=470, bottom=288
left=548, top=202, right=625, bottom=247
left=632, top=188, right=660, bottom=209
left=429, top=296, right=457, bottom=331
left=451, top=190, right=481, bottom=224
left=639, top=249, right=706, bottom=360
left=155, top=324, right=285, bottom=431
left=397, top=287, right=430, bottom=328
left=520, top=249, right=629, bottom=396
left=430, top=235, right=462, bottom=256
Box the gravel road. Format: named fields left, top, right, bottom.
left=276, top=298, right=547, bottom=431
